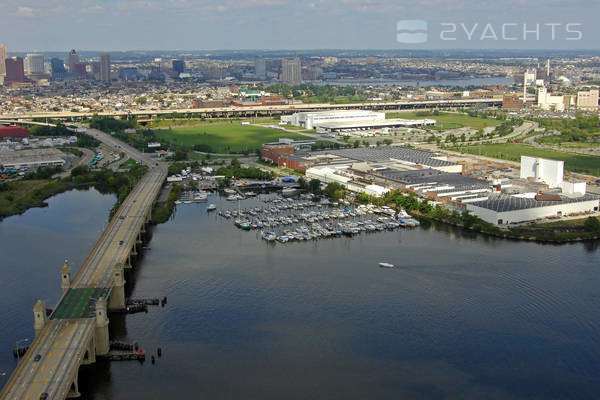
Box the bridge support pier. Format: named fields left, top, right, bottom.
left=94, top=299, right=110, bottom=356
left=125, top=255, right=133, bottom=269
left=61, top=260, right=71, bottom=295
left=80, top=336, right=96, bottom=365
left=108, top=265, right=126, bottom=311
left=33, top=300, right=48, bottom=337
left=66, top=369, right=81, bottom=398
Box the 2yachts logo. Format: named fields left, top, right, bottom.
left=397, top=21, right=583, bottom=44
left=396, top=20, right=428, bottom=44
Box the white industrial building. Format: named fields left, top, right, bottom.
left=520, top=156, right=564, bottom=188
left=306, top=166, right=388, bottom=197
left=537, top=87, right=567, bottom=111
left=281, top=110, right=386, bottom=130
left=467, top=194, right=599, bottom=225
left=577, top=89, right=599, bottom=111
left=561, top=181, right=587, bottom=195
left=281, top=110, right=436, bottom=132
left=314, top=118, right=436, bottom=133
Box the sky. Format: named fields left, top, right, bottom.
left=0, top=0, right=598, bottom=51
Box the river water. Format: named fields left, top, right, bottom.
left=1, top=189, right=599, bottom=399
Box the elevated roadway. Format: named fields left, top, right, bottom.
left=0, top=98, right=502, bottom=121
left=0, top=130, right=167, bottom=400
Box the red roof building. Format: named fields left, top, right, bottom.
left=0, top=127, right=30, bottom=140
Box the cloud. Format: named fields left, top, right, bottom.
left=80, top=4, right=104, bottom=14
left=237, top=0, right=288, bottom=6
left=16, top=6, right=36, bottom=17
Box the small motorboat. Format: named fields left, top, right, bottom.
left=379, top=262, right=395, bottom=268
left=207, top=204, right=216, bottom=211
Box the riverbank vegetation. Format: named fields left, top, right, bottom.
left=0, top=163, right=147, bottom=221
left=150, top=183, right=184, bottom=224
left=351, top=190, right=600, bottom=242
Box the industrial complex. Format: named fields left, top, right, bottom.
left=262, top=139, right=599, bottom=226
left=280, top=110, right=436, bottom=133
left=0, top=148, right=66, bottom=170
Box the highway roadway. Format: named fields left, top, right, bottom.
left=0, top=130, right=167, bottom=400
left=0, top=98, right=503, bottom=121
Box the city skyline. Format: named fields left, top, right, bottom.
left=0, top=0, right=598, bottom=51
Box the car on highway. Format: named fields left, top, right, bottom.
left=33, top=354, right=41, bottom=362
left=40, top=393, right=48, bottom=400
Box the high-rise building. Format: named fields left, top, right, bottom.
left=24, top=54, right=45, bottom=75
left=281, top=57, right=301, bottom=84
left=51, top=58, right=66, bottom=78
left=73, top=62, right=87, bottom=79
left=5, top=57, right=25, bottom=84
left=68, top=49, right=79, bottom=72
left=577, top=89, right=599, bottom=111
left=91, top=62, right=101, bottom=79
left=99, top=53, right=111, bottom=83
left=0, top=44, right=7, bottom=76
left=255, top=56, right=266, bottom=80
left=172, top=59, right=185, bottom=75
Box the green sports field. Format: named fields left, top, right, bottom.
left=154, top=123, right=309, bottom=154
left=451, top=143, right=600, bottom=176
left=387, top=112, right=503, bottom=130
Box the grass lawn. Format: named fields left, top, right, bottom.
left=387, top=112, right=503, bottom=130
left=119, top=158, right=140, bottom=169
left=154, top=122, right=309, bottom=154
left=147, top=117, right=280, bottom=129
left=451, top=143, right=600, bottom=176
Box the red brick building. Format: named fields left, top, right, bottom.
left=502, top=94, right=524, bottom=110
left=261, top=142, right=295, bottom=164
left=261, top=141, right=314, bottom=172
left=0, top=127, right=30, bottom=140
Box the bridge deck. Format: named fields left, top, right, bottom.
left=0, top=165, right=166, bottom=400
left=0, top=97, right=502, bottom=120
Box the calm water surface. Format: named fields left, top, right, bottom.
left=1, top=190, right=599, bottom=399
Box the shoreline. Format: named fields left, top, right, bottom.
left=414, top=213, right=600, bottom=244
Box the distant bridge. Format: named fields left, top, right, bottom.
left=0, top=98, right=502, bottom=121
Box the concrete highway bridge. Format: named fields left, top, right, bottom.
left=0, top=131, right=167, bottom=400
left=0, top=98, right=502, bottom=121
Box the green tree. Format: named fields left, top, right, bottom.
left=584, top=217, right=600, bottom=233
left=309, top=179, right=321, bottom=194
left=230, top=158, right=241, bottom=168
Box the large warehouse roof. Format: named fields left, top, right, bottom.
left=468, top=194, right=599, bottom=212
left=325, top=147, right=459, bottom=168
left=315, top=118, right=436, bottom=130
